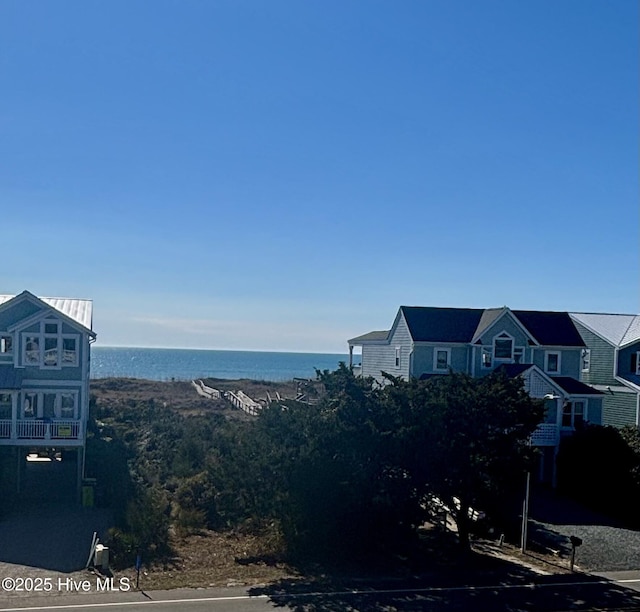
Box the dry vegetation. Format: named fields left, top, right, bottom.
left=90, top=377, right=301, bottom=417
left=120, top=529, right=298, bottom=591
left=89, top=377, right=307, bottom=588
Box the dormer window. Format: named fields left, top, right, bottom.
left=493, top=333, right=514, bottom=361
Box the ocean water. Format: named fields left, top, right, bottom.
left=90, top=346, right=358, bottom=382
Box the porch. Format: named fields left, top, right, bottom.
left=531, top=422, right=559, bottom=447
left=0, top=419, right=83, bottom=445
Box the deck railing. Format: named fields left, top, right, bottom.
left=0, top=419, right=82, bottom=443
left=531, top=422, right=559, bottom=446
left=0, top=420, right=11, bottom=439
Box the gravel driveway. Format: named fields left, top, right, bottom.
left=529, top=486, right=640, bottom=572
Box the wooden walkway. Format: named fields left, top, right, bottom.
left=191, top=380, right=263, bottom=416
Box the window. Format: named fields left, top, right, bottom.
left=633, top=352, right=640, bottom=376
left=44, top=337, right=58, bottom=366
left=493, top=333, right=514, bottom=361
left=0, top=335, right=12, bottom=354
left=24, top=336, right=40, bottom=364
left=581, top=349, right=591, bottom=373
left=23, top=393, right=37, bottom=418
left=0, top=393, right=12, bottom=419
left=21, top=319, right=79, bottom=369
left=434, top=347, right=451, bottom=371
left=481, top=347, right=492, bottom=369
left=545, top=351, right=561, bottom=374
left=20, top=391, right=78, bottom=419
left=514, top=347, right=525, bottom=364
left=395, top=347, right=401, bottom=368
left=60, top=393, right=76, bottom=419
left=562, top=401, right=585, bottom=428
left=542, top=396, right=557, bottom=424
left=62, top=337, right=78, bottom=365
left=43, top=393, right=57, bottom=418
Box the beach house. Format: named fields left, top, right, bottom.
left=348, top=305, right=626, bottom=483
left=0, top=290, right=95, bottom=501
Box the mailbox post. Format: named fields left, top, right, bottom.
left=569, top=535, right=582, bottom=572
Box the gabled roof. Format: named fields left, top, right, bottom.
left=550, top=376, right=604, bottom=396
left=512, top=310, right=585, bottom=347
left=350, top=305, right=624, bottom=350
left=495, top=363, right=534, bottom=377
left=0, top=291, right=94, bottom=333
left=569, top=312, right=638, bottom=347
left=472, top=308, right=507, bottom=342
left=402, top=306, right=585, bottom=346
left=400, top=306, right=485, bottom=343
left=495, top=364, right=602, bottom=396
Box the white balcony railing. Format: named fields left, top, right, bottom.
left=0, top=419, right=82, bottom=444
left=0, top=420, right=11, bottom=439
left=531, top=422, right=559, bottom=447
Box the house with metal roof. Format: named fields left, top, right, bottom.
left=348, top=305, right=608, bottom=483
left=0, top=290, right=95, bottom=502
left=569, top=312, right=640, bottom=429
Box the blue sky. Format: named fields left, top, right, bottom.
left=1, top=0, right=637, bottom=353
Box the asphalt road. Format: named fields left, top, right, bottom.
left=2, top=577, right=640, bottom=612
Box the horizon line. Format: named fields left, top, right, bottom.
left=93, top=344, right=356, bottom=355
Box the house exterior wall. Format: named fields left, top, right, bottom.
left=360, top=344, right=392, bottom=381
left=0, top=301, right=41, bottom=329
left=586, top=397, right=603, bottom=425
left=601, top=390, right=638, bottom=428
left=572, top=321, right=617, bottom=385
left=617, top=341, right=640, bottom=387
left=529, top=347, right=581, bottom=378
left=411, top=344, right=469, bottom=377
left=360, top=316, right=412, bottom=383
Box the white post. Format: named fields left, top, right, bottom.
left=521, top=471, right=530, bottom=553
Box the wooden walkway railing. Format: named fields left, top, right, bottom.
left=191, top=379, right=221, bottom=399
left=192, top=380, right=262, bottom=416
left=226, top=391, right=262, bottom=416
